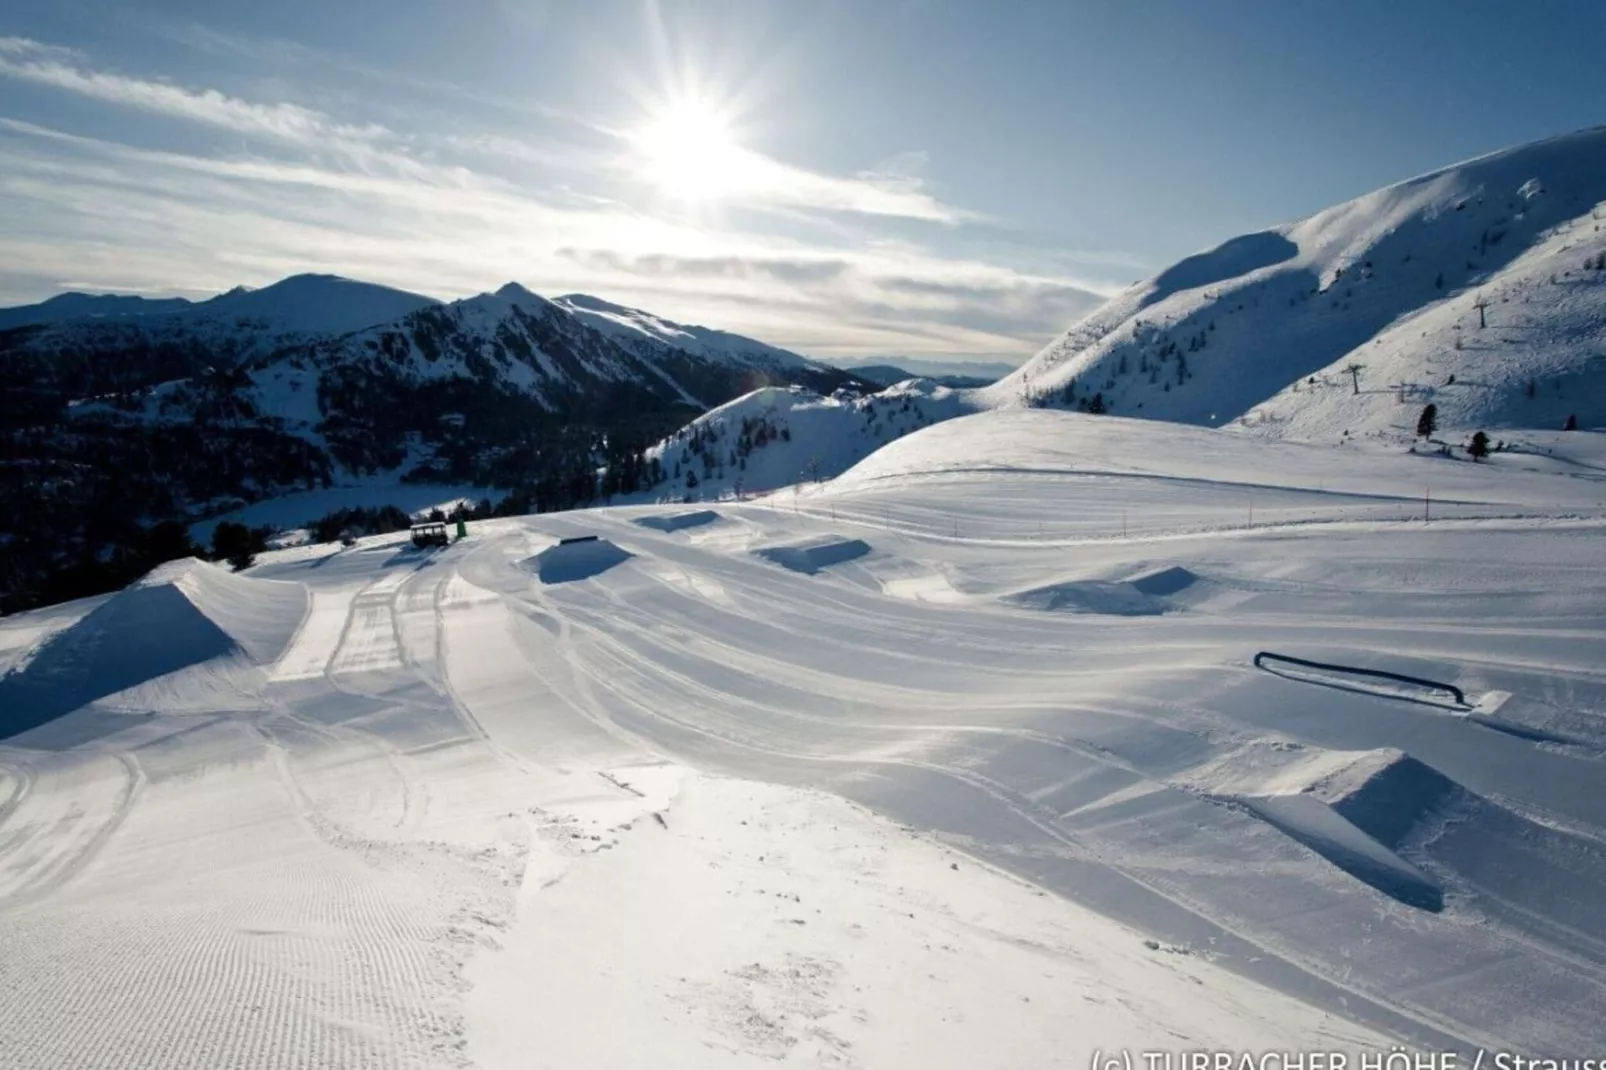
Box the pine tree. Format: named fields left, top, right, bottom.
left=1416, top=403, right=1437, bottom=439
left=1564, top=414, right=1578, bottom=431
left=1468, top=431, right=1490, bottom=461
left=1086, top=392, right=1107, bottom=415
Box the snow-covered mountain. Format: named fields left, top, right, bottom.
left=233, top=283, right=861, bottom=437
left=0, top=274, right=443, bottom=411
left=627, top=380, right=973, bottom=503
left=553, top=293, right=830, bottom=381
left=843, top=357, right=1017, bottom=385
left=988, top=125, right=1606, bottom=442
left=184, top=274, right=442, bottom=336
left=0, top=291, right=193, bottom=331
left=7, top=273, right=440, bottom=365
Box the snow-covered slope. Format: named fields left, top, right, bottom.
left=186, top=274, right=441, bottom=336
left=989, top=124, right=1606, bottom=441
left=242, top=282, right=860, bottom=434
left=631, top=380, right=975, bottom=503
left=4, top=405, right=1604, bottom=1063
left=554, top=292, right=829, bottom=375
left=844, top=357, right=1016, bottom=385
left=0, top=292, right=193, bottom=331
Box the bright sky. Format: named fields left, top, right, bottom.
left=1, top=0, right=1600, bottom=362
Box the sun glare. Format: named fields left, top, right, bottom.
left=633, top=95, right=750, bottom=202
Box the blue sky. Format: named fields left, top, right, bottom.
left=1, top=0, right=1600, bottom=361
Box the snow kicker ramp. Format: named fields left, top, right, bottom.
left=0, top=559, right=307, bottom=738
left=754, top=536, right=871, bottom=575
left=1006, top=565, right=1202, bottom=616
left=1184, top=743, right=1606, bottom=932
left=522, top=538, right=633, bottom=584
left=634, top=509, right=720, bottom=533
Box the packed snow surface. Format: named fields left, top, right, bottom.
left=3, top=410, right=1605, bottom=1066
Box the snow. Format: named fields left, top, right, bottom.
left=0, top=292, right=192, bottom=331
left=188, top=273, right=440, bottom=335
left=4, top=403, right=1605, bottom=1064
left=188, top=482, right=491, bottom=546
left=629, top=381, right=976, bottom=505
left=521, top=537, right=633, bottom=584
left=555, top=293, right=827, bottom=373
left=987, top=124, right=1606, bottom=443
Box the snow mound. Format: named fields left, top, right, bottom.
left=1185, top=745, right=1453, bottom=910
left=0, top=559, right=307, bottom=736
left=1007, top=579, right=1166, bottom=616
left=634, top=510, right=721, bottom=533
left=1007, top=566, right=1202, bottom=616
left=522, top=538, right=633, bottom=584
left=755, top=536, right=871, bottom=575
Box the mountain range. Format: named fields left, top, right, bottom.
left=3, top=124, right=1604, bottom=611
left=619, top=125, right=1605, bottom=508
left=0, top=277, right=865, bottom=610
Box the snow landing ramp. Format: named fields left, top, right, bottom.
left=1006, top=565, right=1202, bottom=616
left=522, top=537, right=632, bottom=584
left=1187, top=742, right=1606, bottom=933
left=1187, top=746, right=1454, bottom=911
left=634, top=509, right=720, bottom=533
left=0, top=559, right=307, bottom=737
left=754, top=536, right=871, bottom=575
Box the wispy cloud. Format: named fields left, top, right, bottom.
left=0, top=37, right=82, bottom=61
left=0, top=34, right=1101, bottom=358
left=0, top=47, right=387, bottom=149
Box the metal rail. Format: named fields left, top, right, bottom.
left=1253, top=651, right=1466, bottom=706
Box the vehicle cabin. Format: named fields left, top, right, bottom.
left=410, top=522, right=450, bottom=548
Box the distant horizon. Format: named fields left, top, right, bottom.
left=5, top=1, right=1602, bottom=361
left=0, top=271, right=1037, bottom=366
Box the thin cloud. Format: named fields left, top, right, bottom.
left=0, top=37, right=82, bottom=60
left=0, top=42, right=1092, bottom=357
left=0, top=49, right=387, bottom=149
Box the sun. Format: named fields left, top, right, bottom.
left=632, top=94, right=750, bottom=202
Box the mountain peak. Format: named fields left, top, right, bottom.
left=494, top=281, right=548, bottom=304
left=555, top=292, right=627, bottom=314
left=199, top=273, right=441, bottom=334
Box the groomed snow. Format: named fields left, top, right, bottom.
left=3, top=409, right=1605, bottom=1065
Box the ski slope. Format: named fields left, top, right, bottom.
left=3, top=411, right=1605, bottom=1066
left=990, top=124, right=1606, bottom=442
